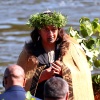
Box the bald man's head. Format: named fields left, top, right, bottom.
left=3, top=64, right=26, bottom=90
left=4, top=64, right=25, bottom=78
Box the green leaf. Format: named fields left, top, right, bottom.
left=92, top=18, right=100, bottom=33
left=68, top=27, right=82, bottom=43
left=25, top=91, right=33, bottom=100
left=96, top=38, right=100, bottom=48
left=25, top=91, right=36, bottom=100
left=85, top=37, right=95, bottom=49
left=69, top=27, right=77, bottom=36
left=94, top=59, right=100, bottom=68
left=79, top=17, right=93, bottom=37
left=92, top=75, right=100, bottom=84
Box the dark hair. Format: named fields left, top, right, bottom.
left=30, top=28, right=40, bottom=44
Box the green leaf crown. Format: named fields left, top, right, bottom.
left=27, top=11, right=67, bottom=29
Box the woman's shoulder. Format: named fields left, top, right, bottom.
left=24, top=40, right=44, bottom=56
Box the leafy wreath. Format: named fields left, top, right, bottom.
left=27, top=11, right=67, bottom=29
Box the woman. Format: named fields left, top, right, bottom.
left=17, top=11, right=94, bottom=100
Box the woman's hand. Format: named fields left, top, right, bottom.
left=38, top=66, right=54, bottom=83
left=44, top=60, right=62, bottom=77
left=51, top=60, right=62, bottom=75
left=39, top=60, right=63, bottom=83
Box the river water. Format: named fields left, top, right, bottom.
left=0, top=0, right=100, bottom=91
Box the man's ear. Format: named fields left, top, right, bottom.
left=2, top=80, right=5, bottom=87
left=2, top=78, right=7, bottom=87
left=66, top=93, right=69, bottom=100
left=23, top=78, right=26, bottom=87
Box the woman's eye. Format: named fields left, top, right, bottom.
left=52, top=28, right=56, bottom=31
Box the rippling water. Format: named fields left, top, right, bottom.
left=0, top=0, right=100, bottom=91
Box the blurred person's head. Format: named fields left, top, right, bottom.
left=26, top=10, right=67, bottom=47
left=2, top=64, right=26, bottom=90
left=44, top=76, right=69, bottom=100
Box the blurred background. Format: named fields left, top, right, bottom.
left=0, top=0, right=100, bottom=92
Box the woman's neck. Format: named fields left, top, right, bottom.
left=42, top=42, right=56, bottom=52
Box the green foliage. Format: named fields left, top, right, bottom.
left=27, top=11, right=67, bottom=29
left=79, top=17, right=93, bottom=37
left=25, top=91, right=36, bottom=100
left=68, top=17, right=100, bottom=84
left=92, top=75, right=100, bottom=84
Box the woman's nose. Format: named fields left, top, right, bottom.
left=48, top=30, right=53, bottom=36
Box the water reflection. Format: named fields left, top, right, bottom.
left=0, top=0, right=100, bottom=91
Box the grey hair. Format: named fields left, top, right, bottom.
left=44, top=76, right=69, bottom=99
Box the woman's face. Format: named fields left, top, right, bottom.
left=39, top=26, right=59, bottom=44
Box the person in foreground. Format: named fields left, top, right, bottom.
left=0, top=64, right=41, bottom=100
left=17, top=10, right=94, bottom=100
left=44, top=76, right=69, bottom=100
